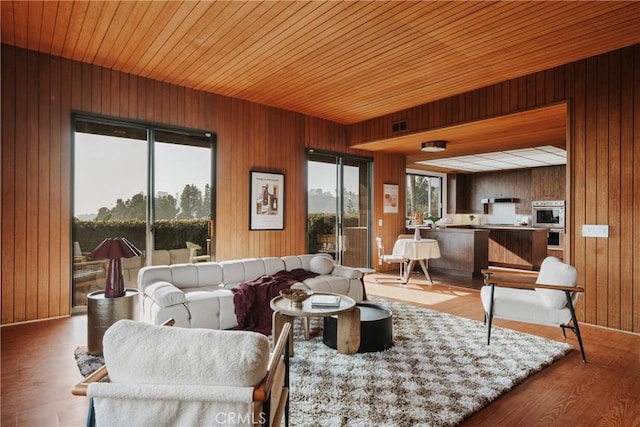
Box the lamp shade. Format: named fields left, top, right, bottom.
left=421, top=140, right=447, bottom=152
left=90, top=238, right=141, bottom=298
left=90, top=237, right=141, bottom=260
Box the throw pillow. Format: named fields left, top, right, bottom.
left=309, top=255, right=334, bottom=275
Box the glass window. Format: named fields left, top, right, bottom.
left=72, top=116, right=215, bottom=308
left=307, top=151, right=372, bottom=267
left=406, top=174, right=442, bottom=222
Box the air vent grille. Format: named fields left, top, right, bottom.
left=392, top=120, right=407, bottom=133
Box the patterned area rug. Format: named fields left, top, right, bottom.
left=74, top=298, right=572, bottom=426
left=289, top=298, right=572, bottom=426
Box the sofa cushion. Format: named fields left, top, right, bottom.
left=104, top=320, right=269, bottom=387
left=302, top=275, right=350, bottom=295
left=309, top=255, right=334, bottom=275
left=331, top=265, right=362, bottom=279
left=242, top=259, right=267, bottom=282
left=263, top=257, right=285, bottom=275
left=169, top=264, right=200, bottom=287
left=220, top=260, right=247, bottom=287
left=535, top=256, right=577, bottom=309
left=194, top=262, right=224, bottom=287
left=145, top=282, right=186, bottom=307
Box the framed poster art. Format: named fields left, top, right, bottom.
left=383, top=183, right=399, bottom=213
left=250, top=171, right=284, bottom=230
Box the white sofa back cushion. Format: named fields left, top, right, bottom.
left=282, top=253, right=329, bottom=271
left=103, top=319, right=270, bottom=387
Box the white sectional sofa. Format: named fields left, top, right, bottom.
left=137, top=254, right=364, bottom=329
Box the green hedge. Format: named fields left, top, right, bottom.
left=307, top=213, right=360, bottom=253
left=73, top=219, right=209, bottom=253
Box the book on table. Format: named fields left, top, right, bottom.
left=311, top=294, right=341, bottom=307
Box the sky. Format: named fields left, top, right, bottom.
left=307, top=161, right=360, bottom=194
left=74, top=133, right=211, bottom=216
left=75, top=133, right=359, bottom=216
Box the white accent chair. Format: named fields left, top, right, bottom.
left=376, top=236, right=407, bottom=280
left=481, top=256, right=586, bottom=362
left=73, top=319, right=291, bottom=427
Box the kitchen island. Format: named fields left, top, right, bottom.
left=413, top=224, right=548, bottom=273
left=479, top=225, right=548, bottom=270
left=409, top=227, right=489, bottom=277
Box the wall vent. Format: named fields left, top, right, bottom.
left=392, top=120, right=407, bottom=133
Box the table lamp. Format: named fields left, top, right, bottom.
left=90, top=237, right=142, bottom=298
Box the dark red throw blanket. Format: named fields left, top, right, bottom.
left=232, top=268, right=318, bottom=335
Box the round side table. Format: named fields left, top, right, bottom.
left=87, top=288, right=140, bottom=355
left=323, top=303, right=393, bottom=353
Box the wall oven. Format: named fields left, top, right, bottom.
left=547, top=228, right=564, bottom=249
left=532, top=200, right=565, bottom=229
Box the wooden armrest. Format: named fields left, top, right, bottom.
left=71, top=318, right=176, bottom=397
left=72, top=364, right=108, bottom=396
left=254, top=322, right=291, bottom=402
left=481, top=268, right=539, bottom=278
left=484, top=279, right=584, bottom=293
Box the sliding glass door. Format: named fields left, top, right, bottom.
left=72, top=116, right=214, bottom=308
left=307, top=151, right=371, bottom=267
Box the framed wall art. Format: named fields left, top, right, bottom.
left=383, top=183, right=399, bottom=213
left=250, top=171, right=284, bottom=230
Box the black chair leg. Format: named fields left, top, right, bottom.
left=486, top=285, right=495, bottom=345
left=86, top=398, right=95, bottom=427
left=561, top=291, right=587, bottom=363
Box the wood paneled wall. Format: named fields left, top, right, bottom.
left=0, top=45, right=406, bottom=324
left=3, top=43, right=637, bottom=332
left=351, top=45, right=640, bottom=334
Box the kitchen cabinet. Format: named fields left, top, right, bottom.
left=447, top=173, right=470, bottom=213
left=468, top=169, right=532, bottom=214
left=423, top=228, right=489, bottom=277
left=531, top=165, right=566, bottom=200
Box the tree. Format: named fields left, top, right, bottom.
left=179, top=184, right=202, bottom=219
left=199, top=184, right=211, bottom=218
left=155, top=193, right=179, bottom=220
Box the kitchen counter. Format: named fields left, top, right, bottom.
left=421, top=225, right=548, bottom=271
left=447, top=224, right=538, bottom=231
left=410, top=227, right=489, bottom=277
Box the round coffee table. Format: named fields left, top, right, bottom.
left=270, top=292, right=360, bottom=355
left=323, top=303, right=393, bottom=353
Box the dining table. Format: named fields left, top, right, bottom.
left=392, top=238, right=441, bottom=283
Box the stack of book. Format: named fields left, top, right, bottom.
left=311, top=294, right=341, bottom=308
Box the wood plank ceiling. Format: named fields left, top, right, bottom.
left=2, top=1, right=639, bottom=127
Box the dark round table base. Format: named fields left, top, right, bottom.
left=323, top=303, right=393, bottom=353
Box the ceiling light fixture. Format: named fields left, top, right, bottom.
left=421, top=140, right=447, bottom=152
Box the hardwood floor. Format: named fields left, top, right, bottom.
left=1, top=271, right=638, bottom=426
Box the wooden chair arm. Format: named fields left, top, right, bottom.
left=483, top=279, right=584, bottom=293
left=71, top=318, right=176, bottom=397
left=254, top=322, right=291, bottom=402
left=72, top=364, right=108, bottom=396
left=481, top=268, right=539, bottom=279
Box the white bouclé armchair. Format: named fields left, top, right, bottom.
left=481, top=256, right=586, bottom=362
left=73, top=319, right=291, bottom=427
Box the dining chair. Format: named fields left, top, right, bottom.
left=376, top=237, right=407, bottom=280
